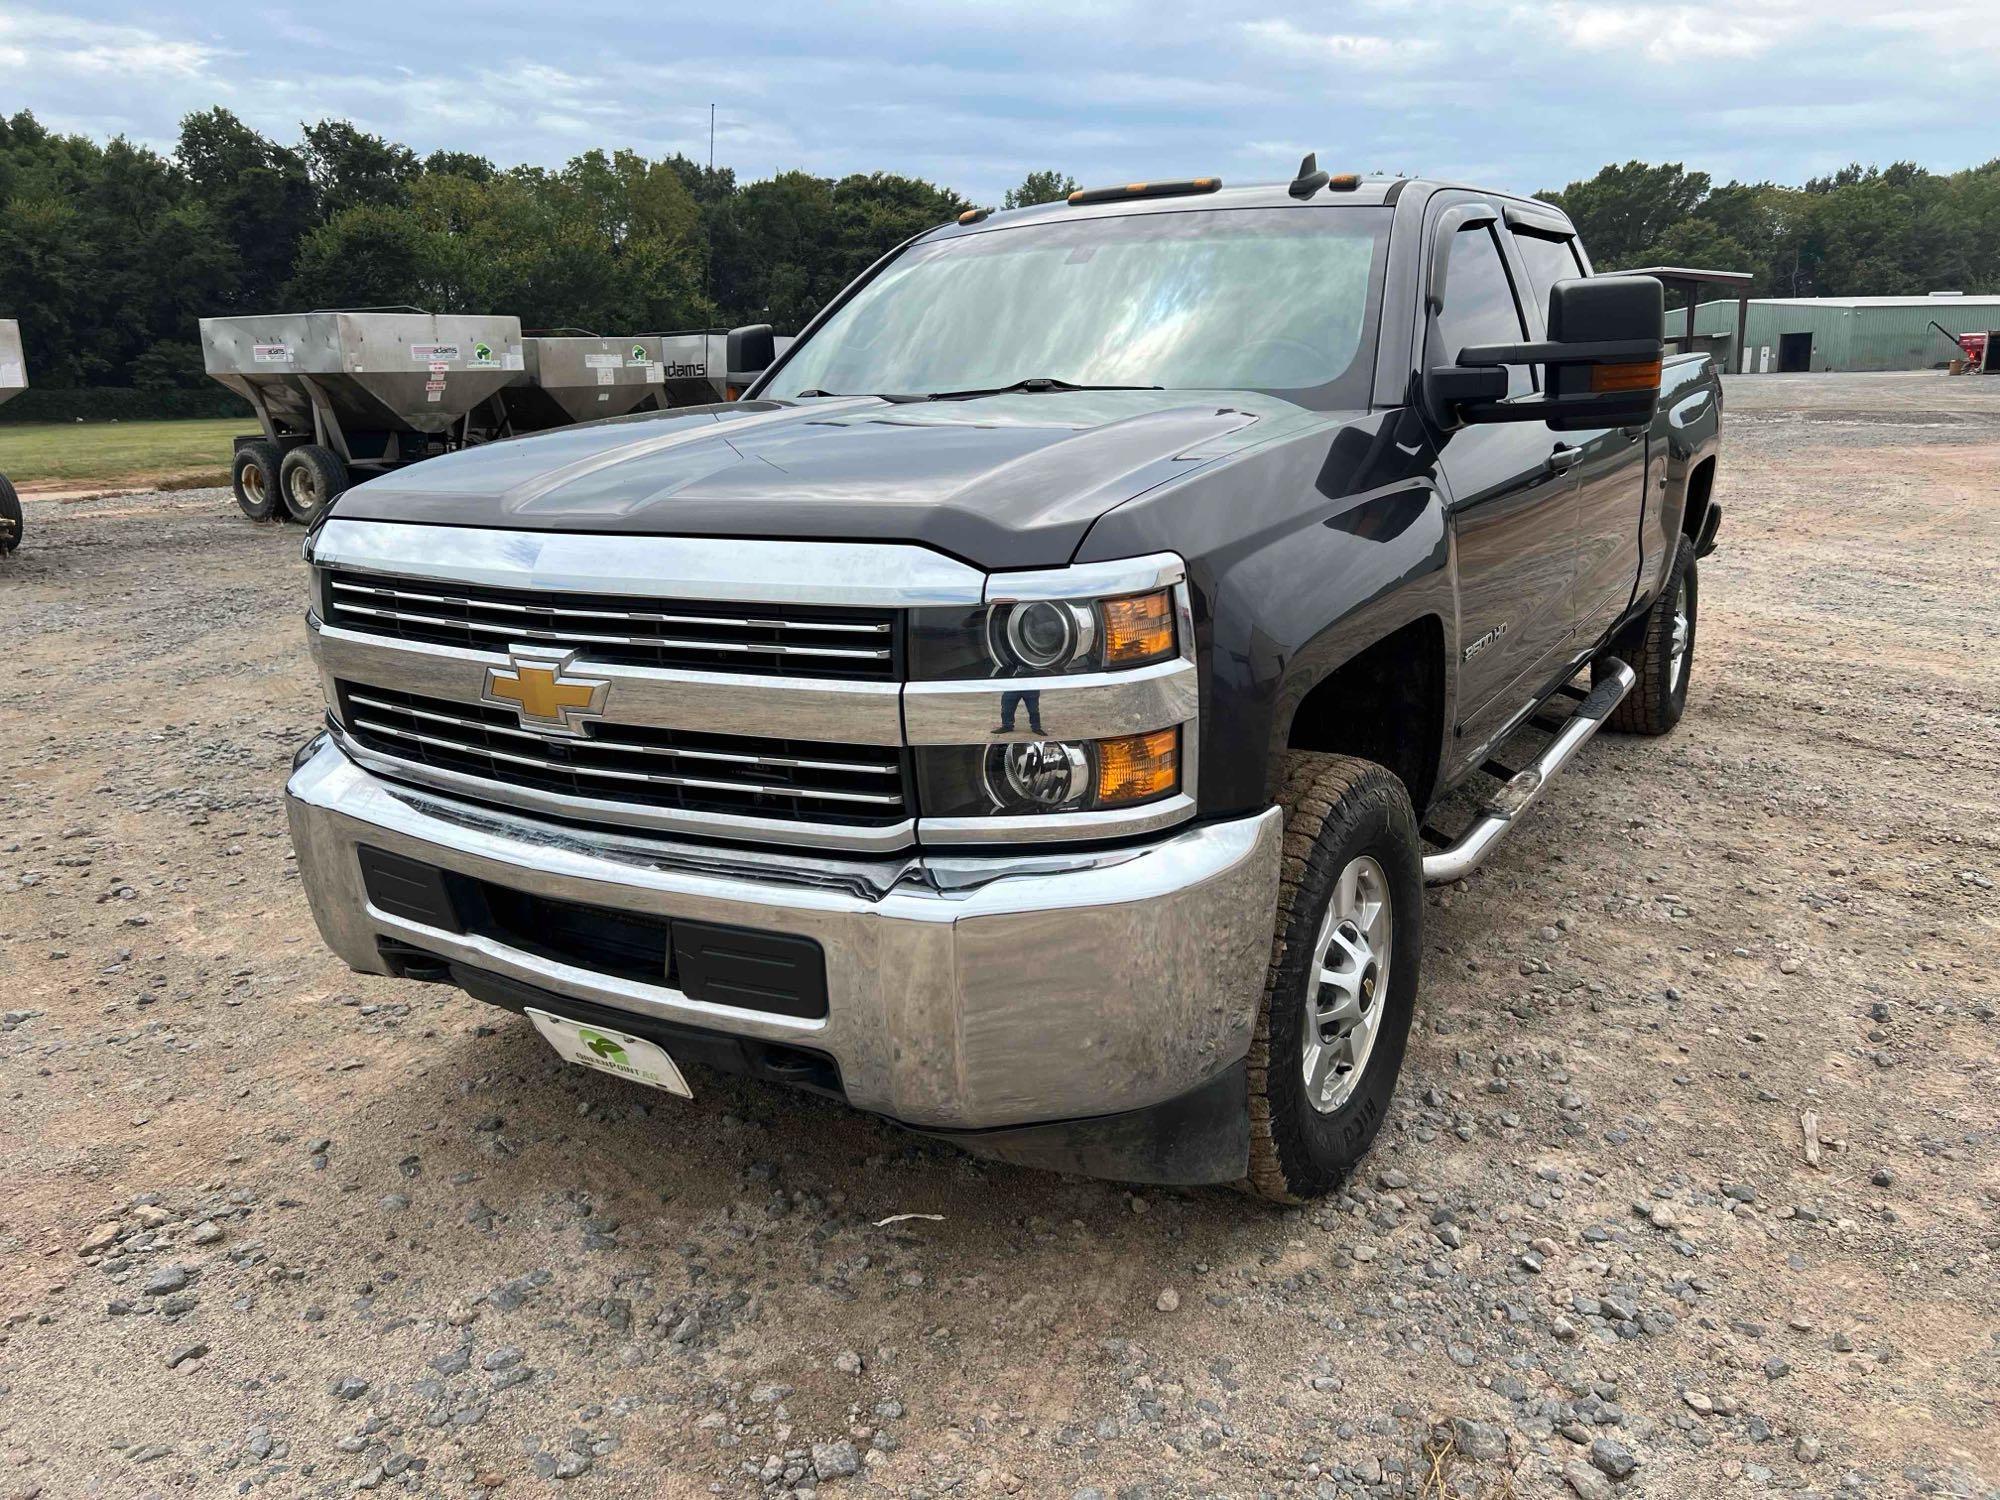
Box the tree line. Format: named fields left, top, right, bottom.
left=2, top=106, right=1995, bottom=390
left=1534, top=159, right=2000, bottom=302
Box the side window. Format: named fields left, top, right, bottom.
left=1514, top=231, right=1588, bottom=322
left=1432, top=225, right=1532, bottom=396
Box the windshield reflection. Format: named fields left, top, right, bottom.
left=773, top=208, right=1391, bottom=405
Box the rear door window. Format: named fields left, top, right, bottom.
left=1513, top=230, right=1588, bottom=323
left=1431, top=224, right=1533, bottom=397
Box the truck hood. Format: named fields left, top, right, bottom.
left=327, top=390, right=1322, bottom=571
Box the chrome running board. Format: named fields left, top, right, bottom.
left=1422, top=659, right=1635, bottom=885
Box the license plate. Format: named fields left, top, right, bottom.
left=526, top=1008, right=692, bottom=1098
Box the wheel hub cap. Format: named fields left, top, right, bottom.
left=1301, top=854, right=1393, bottom=1115
left=1669, top=580, right=1690, bottom=692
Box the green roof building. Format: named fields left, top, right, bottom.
left=1667, top=293, right=2000, bottom=373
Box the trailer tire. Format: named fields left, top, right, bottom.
left=279, top=444, right=347, bottom=525
left=1243, top=753, right=1423, bottom=1204
left=0, top=473, right=22, bottom=554
left=1602, top=537, right=1696, bottom=735
left=232, top=441, right=283, bottom=522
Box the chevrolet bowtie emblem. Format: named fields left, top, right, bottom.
left=482, top=649, right=610, bottom=735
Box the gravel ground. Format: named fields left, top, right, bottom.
left=2, top=372, right=1996, bottom=1500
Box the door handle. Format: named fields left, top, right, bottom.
left=1544, top=444, right=1584, bottom=475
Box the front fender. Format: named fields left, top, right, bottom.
left=1074, top=408, right=1454, bottom=816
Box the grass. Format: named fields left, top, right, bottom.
left=0, top=418, right=247, bottom=491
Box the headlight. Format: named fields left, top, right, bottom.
left=905, top=552, right=1195, bottom=841
left=987, top=739, right=1090, bottom=808
left=1000, top=599, right=1096, bottom=670
left=919, top=727, right=1181, bottom=817
left=910, top=587, right=1179, bottom=679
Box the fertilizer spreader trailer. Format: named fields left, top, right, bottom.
left=200, top=312, right=770, bottom=524
left=201, top=310, right=526, bottom=524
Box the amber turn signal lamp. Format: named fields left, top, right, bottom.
left=1590, top=358, right=1662, bottom=393
left=1099, top=590, right=1176, bottom=666
left=1095, top=728, right=1179, bottom=807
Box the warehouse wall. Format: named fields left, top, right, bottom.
left=1670, top=299, right=2000, bottom=371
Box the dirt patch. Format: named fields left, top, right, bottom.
left=1, top=376, right=1995, bottom=1499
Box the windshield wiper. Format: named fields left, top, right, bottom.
left=921, top=377, right=1165, bottom=401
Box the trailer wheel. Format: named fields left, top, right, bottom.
left=0, top=473, right=22, bottom=554
left=232, top=441, right=283, bottom=522
left=279, top=444, right=347, bottom=525
left=1242, top=753, right=1423, bottom=1203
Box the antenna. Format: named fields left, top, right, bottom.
left=1289, top=152, right=1330, bottom=199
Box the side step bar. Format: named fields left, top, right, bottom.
left=1422, top=659, right=1635, bottom=884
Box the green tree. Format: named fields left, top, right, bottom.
left=1002, top=169, right=1076, bottom=209
left=421, top=149, right=496, bottom=183
left=301, top=120, right=420, bottom=220
left=174, top=108, right=314, bottom=309
left=1537, top=161, right=1711, bottom=268
left=288, top=203, right=444, bottom=309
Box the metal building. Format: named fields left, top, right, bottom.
left=1666, top=293, right=2000, bottom=373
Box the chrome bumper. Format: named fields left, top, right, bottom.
left=286, top=736, right=1281, bottom=1132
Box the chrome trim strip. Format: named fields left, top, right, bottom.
left=328, top=579, right=892, bottom=635
left=919, top=793, right=1197, bottom=845
left=328, top=721, right=918, bottom=853
left=348, top=719, right=908, bottom=806
left=330, top=600, right=891, bottom=660
left=984, top=551, right=1186, bottom=603
left=344, top=694, right=899, bottom=775
left=902, top=657, right=1198, bottom=745
left=313, top=518, right=987, bottom=608
left=309, top=616, right=904, bottom=747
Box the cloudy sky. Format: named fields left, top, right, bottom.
left=4, top=0, right=1994, bottom=201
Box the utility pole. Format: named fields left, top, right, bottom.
left=703, top=104, right=716, bottom=311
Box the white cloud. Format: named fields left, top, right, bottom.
left=1529, top=1, right=1792, bottom=61
left=0, top=9, right=223, bottom=77
left=2, top=0, right=1994, bottom=205
left=1240, top=17, right=1435, bottom=66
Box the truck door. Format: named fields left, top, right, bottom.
left=1428, top=212, right=1578, bottom=757
left=1508, top=215, right=1649, bottom=644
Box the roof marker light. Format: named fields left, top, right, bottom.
left=1066, top=178, right=1221, bottom=206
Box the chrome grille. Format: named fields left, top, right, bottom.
left=322, top=570, right=899, bottom=680
left=336, top=683, right=912, bottom=828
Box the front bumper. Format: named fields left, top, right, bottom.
left=286, top=736, right=1281, bottom=1181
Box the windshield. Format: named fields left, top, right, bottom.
left=767, top=206, right=1391, bottom=407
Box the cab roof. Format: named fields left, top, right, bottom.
left=928, top=176, right=1572, bottom=243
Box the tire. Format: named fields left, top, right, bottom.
left=1243, top=753, right=1424, bottom=1203
left=0, top=472, right=22, bottom=554
left=278, top=444, right=347, bottom=525
left=1602, top=536, right=1696, bottom=735
left=232, top=441, right=282, bottom=522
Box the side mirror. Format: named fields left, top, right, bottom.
left=724, top=323, right=776, bottom=398
left=1433, top=275, right=1665, bottom=432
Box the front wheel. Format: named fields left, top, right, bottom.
left=0, top=473, right=22, bottom=553
left=278, top=444, right=347, bottom=525
left=1243, top=753, right=1423, bottom=1203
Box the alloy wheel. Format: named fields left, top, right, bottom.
left=1301, top=854, right=1393, bottom=1115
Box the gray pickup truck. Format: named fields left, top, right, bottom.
left=286, top=166, right=1721, bottom=1200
